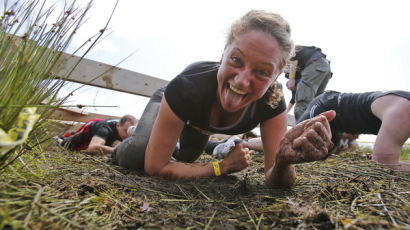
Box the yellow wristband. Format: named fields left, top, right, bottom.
left=212, top=161, right=221, bottom=176
left=289, top=73, right=295, bottom=79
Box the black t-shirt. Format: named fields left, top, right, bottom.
left=89, top=119, right=121, bottom=146
left=298, top=90, right=410, bottom=136
left=164, top=61, right=286, bottom=135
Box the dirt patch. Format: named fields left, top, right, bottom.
left=0, top=142, right=409, bottom=229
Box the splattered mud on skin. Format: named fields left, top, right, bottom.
left=0, top=125, right=409, bottom=229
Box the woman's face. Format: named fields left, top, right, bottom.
left=217, top=30, right=283, bottom=113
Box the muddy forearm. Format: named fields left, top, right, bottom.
left=265, top=160, right=296, bottom=188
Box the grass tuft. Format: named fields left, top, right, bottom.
left=0, top=0, right=116, bottom=170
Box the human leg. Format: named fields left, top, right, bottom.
left=173, top=126, right=210, bottom=162
left=294, top=81, right=313, bottom=121
left=294, top=60, right=331, bottom=120
left=111, top=87, right=164, bottom=170
left=315, top=70, right=332, bottom=97
left=371, top=95, right=410, bottom=171
left=61, top=130, right=90, bottom=151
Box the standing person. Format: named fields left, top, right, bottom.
left=286, top=45, right=332, bottom=120
left=112, top=10, right=335, bottom=188
left=59, top=115, right=137, bottom=155
left=297, top=90, right=410, bottom=172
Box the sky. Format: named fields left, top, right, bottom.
left=56, top=0, right=410, bottom=119
left=16, top=0, right=409, bottom=143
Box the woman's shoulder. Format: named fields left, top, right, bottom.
left=167, top=61, right=219, bottom=96
left=179, top=61, right=220, bottom=76
left=164, top=61, right=219, bottom=122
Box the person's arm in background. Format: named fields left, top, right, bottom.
left=144, top=98, right=251, bottom=179
left=286, top=60, right=298, bottom=91
left=86, top=136, right=114, bottom=155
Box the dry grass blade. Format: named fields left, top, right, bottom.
left=204, top=210, right=217, bottom=230
left=193, top=185, right=212, bottom=201
left=376, top=193, right=397, bottom=226
left=242, top=200, right=258, bottom=229
left=23, top=184, right=44, bottom=227
left=34, top=202, right=82, bottom=228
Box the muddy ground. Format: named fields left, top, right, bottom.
left=0, top=137, right=409, bottom=229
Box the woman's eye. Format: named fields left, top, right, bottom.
left=230, top=56, right=241, bottom=64
left=256, top=70, right=270, bottom=77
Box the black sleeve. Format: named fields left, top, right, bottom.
left=164, top=76, right=192, bottom=122
left=164, top=61, right=219, bottom=123
left=93, top=127, right=110, bottom=141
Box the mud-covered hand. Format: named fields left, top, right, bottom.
left=277, top=110, right=336, bottom=165
left=219, top=142, right=254, bottom=175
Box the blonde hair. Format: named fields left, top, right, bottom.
left=226, top=10, right=294, bottom=69
left=226, top=10, right=293, bottom=108
left=266, top=82, right=284, bottom=109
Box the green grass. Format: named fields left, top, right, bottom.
left=400, top=147, right=410, bottom=162
left=0, top=0, right=116, bottom=170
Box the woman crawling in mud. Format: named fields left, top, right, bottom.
left=112, top=10, right=335, bottom=187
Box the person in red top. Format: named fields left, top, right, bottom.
left=59, top=115, right=137, bottom=155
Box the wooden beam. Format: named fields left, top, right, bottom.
left=49, top=107, right=123, bottom=123
left=53, top=53, right=168, bottom=97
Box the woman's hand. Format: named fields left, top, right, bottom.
left=276, top=110, right=336, bottom=165
left=220, top=142, right=254, bottom=175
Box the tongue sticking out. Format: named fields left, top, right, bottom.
left=221, top=84, right=247, bottom=111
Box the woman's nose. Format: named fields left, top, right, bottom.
left=234, top=69, right=252, bottom=88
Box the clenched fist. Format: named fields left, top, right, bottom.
left=277, top=110, right=336, bottom=165
left=220, top=142, right=254, bottom=175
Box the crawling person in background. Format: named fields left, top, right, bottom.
left=58, top=115, right=137, bottom=155
left=112, top=10, right=336, bottom=188
left=297, top=90, right=410, bottom=172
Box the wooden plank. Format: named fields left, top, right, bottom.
left=53, top=53, right=168, bottom=97
left=50, top=107, right=123, bottom=123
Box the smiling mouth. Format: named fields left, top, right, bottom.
left=229, top=83, right=247, bottom=95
